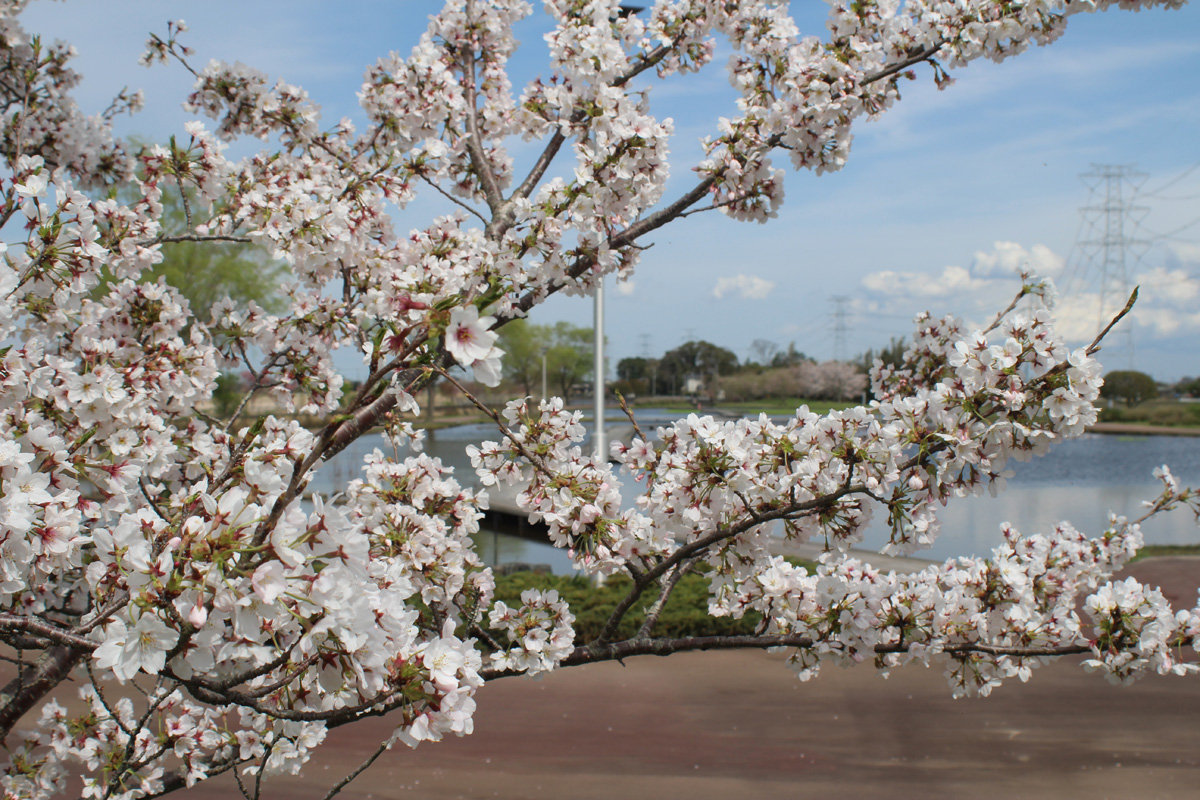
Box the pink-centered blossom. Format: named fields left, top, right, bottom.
left=445, top=306, right=498, bottom=367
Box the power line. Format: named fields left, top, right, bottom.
left=1141, top=214, right=1200, bottom=242
left=1138, top=161, right=1200, bottom=198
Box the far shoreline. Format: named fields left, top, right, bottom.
left=1087, top=421, right=1200, bottom=437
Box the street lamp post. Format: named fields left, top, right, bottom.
left=593, top=275, right=605, bottom=462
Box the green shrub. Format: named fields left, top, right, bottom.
left=490, top=560, right=815, bottom=644
left=490, top=571, right=759, bottom=643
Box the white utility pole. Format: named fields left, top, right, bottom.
left=541, top=352, right=547, bottom=403
left=593, top=276, right=605, bottom=461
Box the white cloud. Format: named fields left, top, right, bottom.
left=1057, top=265, right=1200, bottom=340
left=861, top=240, right=1200, bottom=348
left=862, top=264, right=991, bottom=299
left=862, top=242, right=1068, bottom=337
left=712, top=274, right=775, bottom=300
left=1132, top=306, right=1200, bottom=337
left=1167, top=242, right=1200, bottom=264
left=971, top=241, right=1064, bottom=279
left=1052, top=292, right=1107, bottom=342
left=862, top=242, right=1064, bottom=302
left=1138, top=265, right=1200, bottom=305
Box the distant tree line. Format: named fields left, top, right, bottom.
left=613, top=336, right=912, bottom=403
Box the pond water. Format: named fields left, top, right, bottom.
left=310, top=415, right=1200, bottom=573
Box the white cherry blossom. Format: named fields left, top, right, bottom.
left=0, top=1, right=1195, bottom=797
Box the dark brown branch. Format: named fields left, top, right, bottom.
left=177, top=674, right=402, bottom=723
left=861, top=43, right=944, bottom=88
left=319, top=738, right=392, bottom=800
left=0, top=614, right=97, bottom=650
left=0, top=646, right=86, bottom=738
left=138, top=233, right=254, bottom=245
left=482, top=634, right=1091, bottom=679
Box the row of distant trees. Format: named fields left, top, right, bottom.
left=614, top=338, right=906, bottom=403
left=1101, top=371, right=1200, bottom=406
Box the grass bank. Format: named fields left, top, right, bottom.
left=1132, top=544, right=1200, bottom=561
left=1098, top=399, right=1200, bottom=430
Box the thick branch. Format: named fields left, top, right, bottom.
left=512, top=129, right=566, bottom=203
left=594, top=480, right=866, bottom=645
left=508, top=42, right=948, bottom=318
left=136, top=233, right=254, bottom=246
left=0, top=646, right=86, bottom=739
left=0, top=614, right=98, bottom=650
left=458, top=31, right=504, bottom=217
left=483, top=634, right=1091, bottom=679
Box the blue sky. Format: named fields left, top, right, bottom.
left=23, top=1, right=1200, bottom=381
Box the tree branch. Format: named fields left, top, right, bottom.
left=507, top=41, right=950, bottom=319
left=0, top=646, right=86, bottom=739
left=420, top=174, right=488, bottom=222
left=483, top=634, right=1092, bottom=679
left=458, top=13, right=504, bottom=217
left=0, top=614, right=98, bottom=650
left=1087, top=286, right=1138, bottom=356
left=319, top=737, right=392, bottom=800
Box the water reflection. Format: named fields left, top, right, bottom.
left=879, top=433, right=1200, bottom=562
left=311, top=424, right=1199, bottom=573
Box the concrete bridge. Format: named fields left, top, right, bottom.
left=480, top=479, right=934, bottom=575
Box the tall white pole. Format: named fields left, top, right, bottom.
left=593, top=276, right=605, bottom=462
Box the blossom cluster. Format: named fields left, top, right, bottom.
left=470, top=397, right=673, bottom=574
left=471, top=284, right=1199, bottom=696
left=0, top=0, right=1195, bottom=797
left=487, top=588, right=576, bottom=674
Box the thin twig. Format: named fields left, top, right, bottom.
left=981, top=283, right=1030, bottom=334
left=319, top=738, right=392, bottom=800
left=636, top=558, right=696, bottom=639
left=436, top=369, right=556, bottom=482
left=1086, top=287, right=1138, bottom=356
left=615, top=391, right=646, bottom=444
left=420, top=175, right=488, bottom=222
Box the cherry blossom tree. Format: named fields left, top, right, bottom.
left=0, top=1, right=1197, bottom=798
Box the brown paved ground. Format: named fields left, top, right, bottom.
left=170, top=557, right=1200, bottom=800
